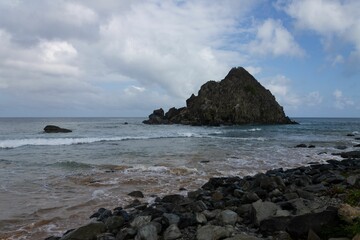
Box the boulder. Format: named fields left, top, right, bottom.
left=217, top=210, right=238, bottom=226
left=135, top=223, right=158, bottom=240
left=128, top=191, right=144, bottom=198
left=286, top=208, right=341, bottom=239
left=251, top=200, right=279, bottom=226
left=340, top=151, right=360, bottom=159
left=59, top=221, right=106, bottom=240
left=196, top=225, right=231, bottom=240
left=143, top=67, right=296, bottom=126
left=163, top=224, right=182, bottom=240
left=338, top=204, right=360, bottom=223
left=44, top=125, right=72, bottom=133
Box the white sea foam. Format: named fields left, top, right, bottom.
left=0, top=134, right=201, bottom=149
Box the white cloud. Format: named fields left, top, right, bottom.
left=306, top=91, right=323, bottom=106
left=260, top=75, right=324, bottom=110
left=98, top=1, right=256, bottom=98
left=248, top=19, right=304, bottom=57
left=333, top=89, right=354, bottom=109
left=245, top=66, right=262, bottom=76
left=62, top=3, right=98, bottom=26
left=278, top=0, right=360, bottom=72
left=260, top=75, right=301, bottom=108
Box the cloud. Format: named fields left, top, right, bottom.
left=333, top=89, right=354, bottom=109
left=260, top=75, right=301, bottom=108
left=305, top=91, right=323, bottom=106
left=0, top=0, right=262, bottom=116
left=97, top=1, right=257, bottom=98
left=278, top=0, right=360, bottom=73
left=260, top=75, right=324, bottom=110
left=247, top=19, right=304, bottom=57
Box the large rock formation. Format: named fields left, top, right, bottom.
left=143, top=67, right=295, bottom=125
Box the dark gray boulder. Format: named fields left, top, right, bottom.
left=44, top=125, right=72, bottom=133
left=143, top=67, right=296, bottom=126
left=59, top=221, right=106, bottom=240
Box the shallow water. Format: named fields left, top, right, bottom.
left=0, top=117, right=359, bottom=239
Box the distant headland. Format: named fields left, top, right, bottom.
left=143, top=67, right=296, bottom=126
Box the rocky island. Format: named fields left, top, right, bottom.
left=143, top=67, right=295, bottom=126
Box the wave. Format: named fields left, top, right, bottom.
left=0, top=129, right=265, bottom=149
left=0, top=134, right=200, bottom=149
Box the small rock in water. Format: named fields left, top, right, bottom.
left=295, top=144, right=307, bottom=148
left=44, top=125, right=72, bottom=133
left=128, top=190, right=144, bottom=198
left=335, top=145, right=348, bottom=150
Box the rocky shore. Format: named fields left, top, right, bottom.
left=45, top=148, right=360, bottom=240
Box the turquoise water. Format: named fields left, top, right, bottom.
left=0, top=118, right=359, bottom=239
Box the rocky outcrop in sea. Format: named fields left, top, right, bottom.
left=143, top=67, right=295, bottom=126
left=46, top=150, right=360, bottom=240
left=44, top=125, right=72, bottom=133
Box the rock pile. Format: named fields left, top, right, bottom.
left=143, top=67, right=296, bottom=126
left=46, top=150, right=360, bottom=240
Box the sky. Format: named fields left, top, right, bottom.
left=0, top=0, right=359, bottom=118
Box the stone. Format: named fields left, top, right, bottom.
left=161, top=194, right=185, bottom=204
left=307, top=229, right=321, bottom=240
left=163, top=224, right=182, bottom=240
left=163, top=213, right=180, bottom=225
left=105, top=216, right=125, bottom=234
left=143, top=67, right=295, bottom=125
left=97, top=233, right=116, bottom=240
left=347, top=175, right=360, bottom=187
left=283, top=193, right=298, bottom=200
left=336, top=145, right=348, bottom=150
left=296, top=189, right=315, bottom=200
left=286, top=208, right=341, bottom=239
left=259, top=216, right=292, bottom=235
left=340, top=151, right=360, bottom=159
left=304, top=183, right=327, bottom=192
left=196, top=225, right=231, bottom=240
left=353, top=234, right=360, bottom=240
left=128, top=191, right=144, bottom=198
left=116, top=228, right=137, bottom=240
left=130, top=216, right=152, bottom=229
left=217, top=209, right=238, bottom=226
left=178, top=213, right=197, bottom=229
left=251, top=200, right=279, bottom=226
left=195, top=212, right=207, bottom=224
left=338, top=204, right=360, bottom=223
left=202, top=209, right=221, bottom=220
left=135, top=224, right=158, bottom=240
left=59, top=222, right=106, bottom=240
left=44, top=125, right=72, bottom=133
left=295, top=144, right=307, bottom=148
left=224, top=234, right=263, bottom=240
left=241, top=192, right=260, bottom=204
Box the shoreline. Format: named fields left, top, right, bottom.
left=45, top=150, right=360, bottom=240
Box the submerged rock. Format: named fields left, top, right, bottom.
left=44, top=125, right=72, bottom=133
left=143, top=67, right=296, bottom=126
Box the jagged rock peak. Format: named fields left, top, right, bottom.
left=143, top=67, right=296, bottom=126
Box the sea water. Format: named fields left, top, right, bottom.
left=0, top=117, right=359, bottom=239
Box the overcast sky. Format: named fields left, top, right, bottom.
left=0, top=0, right=359, bottom=117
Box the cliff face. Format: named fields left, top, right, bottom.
left=143, top=67, right=295, bottom=125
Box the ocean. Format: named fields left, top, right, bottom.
left=0, top=117, right=359, bottom=239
